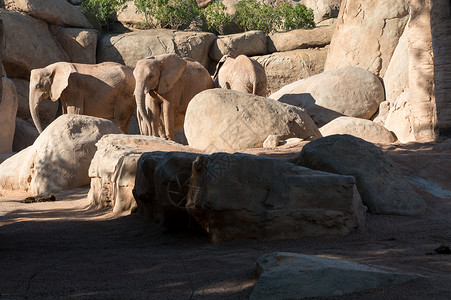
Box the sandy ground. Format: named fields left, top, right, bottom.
left=0, top=140, right=450, bottom=299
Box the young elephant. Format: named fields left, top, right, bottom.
left=213, top=54, right=268, bottom=96
left=133, top=54, right=214, bottom=140
left=29, top=62, right=136, bottom=133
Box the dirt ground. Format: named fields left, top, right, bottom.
left=0, top=139, right=450, bottom=299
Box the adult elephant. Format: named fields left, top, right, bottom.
left=133, top=54, right=214, bottom=140
left=213, top=54, right=268, bottom=97
left=29, top=62, right=136, bottom=133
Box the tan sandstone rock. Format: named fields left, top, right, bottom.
left=297, top=134, right=426, bottom=216
left=300, top=0, right=341, bottom=23
left=97, top=29, right=215, bottom=69
left=0, top=78, right=18, bottom=154
left=184, top=89, right=321, bottom=152
left=270, top=66, right=385, bottom=127
left=253, top=47, right=328, bottom=94
left=319, top=117, right=396, bottom=144
left=384, top=90, right=416, bottom=143
left=209, top=31, right=268, bottom=61
left=51, top=26, right=99, bottom=64
left=324, top=0, right=410, bottom=77
left=89, top=134, right=196, bottom=214
left=0, top=10, right=70, bottom=79
left=116, top=1, right=146, bottom=27
left=186, top=153, right=366, bottom=243
left=0, top=115, right=122, bottom=195
left=267, top=25, right=334, bottom=53
left=4, top=0, right=92, bottom=28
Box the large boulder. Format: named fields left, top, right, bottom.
left=89, top=134, right=195, bottom=213
left=0, top=10, right=70, bottom=79
left=320, top=117, right=396, bottom=144
left=10, top=78, right=59, bottom=126
left=97, top=29, right=216, bottom=69
left=324, top=0, right=409, bottom=77
left=267, top=25, right=334, bottom=53
left=186, top=153, right=366, bottom=243
left=209, top=31, right=268, bottom=61
left=184, top=89, right=321, bottom=152
left=300, top=0, right=341, bottom=23
left=297, top=134, right=426, bottom=215
left=0, top=78, right=18, bottom=154
left=0, top=115, right=122, bottom=195
left=253, top=47, right=328, bottom=94
left=4, top=0, right=92, bottom=28
left=270, top=66, right=385, bottom=127
left=115, top=1, right=146, bottom=28
left=251, top=252, right=421, bottom=299
left=51, top=26, right=99, bottom=64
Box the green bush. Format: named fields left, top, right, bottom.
left=82, top=0, right=315, bottom=33
left=235, top=0, right=315, bottom=33
left=199, top=1, right=232, bottom=34
left=82, top=0, right=127, bottom=25
left=134, top=0, right=199, bottom=30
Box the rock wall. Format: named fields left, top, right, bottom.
left=431, top=0, right=451, bottom=137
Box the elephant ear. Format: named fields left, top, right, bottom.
left=157, top=54, right=187, bottom=95
left=49, top=63, right=75, bottom=101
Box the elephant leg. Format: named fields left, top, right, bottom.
left=162, top=100, right=175, bottom=141
left=114, top=97, right=135, bottom=134
left=148, top=97, right=161, bottom=137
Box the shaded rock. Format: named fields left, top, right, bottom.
left=300, top=0, right=341, bottom=23
left=383, top=20, right=409, bottom=106
left=0, top=115, right=122, bottom=195
left=0, top=10, right=70, bottom=79
left=267, top=25, right=334, bottom=53
left=97, top=29, right=215, bottom=69
left=89, top=134, right=195, bottom=213
left=133, top=150, right=202, bottom=224
left=186, top=153, right=366, bottom=243
left=0, top=77, right=18, bottom=154
left=297, top=134, right=426, bottom=215
left=270, top=66, right=385, bottom=127
left=251, top=252, right=421, bottom=299
left=10, top=78, right=59, bottom=126
left=320, top=117, right=396, bottom=144
left=12, top=118, right=39, bottom=152
left=4, top=0, right=92, bottom=28
left=253, top=47, right=327, bottom=94
left=51, top=26, right=99, bottom=64
left=324, top=0, right=409, bottom=77
left=184, top=89, right=321, bottom=152
left=209, top=31, right=267, bottom=61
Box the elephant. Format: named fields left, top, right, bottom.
left=133, top=54, right=214, bottom=140
left=213, top=54, right=268, bottom=97
left=29, top=62, right=136, bottom=134
left=0, top=77, right=18, bottom=154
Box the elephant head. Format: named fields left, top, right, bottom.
left=29, top=62, right=74, bottom=133
left=133, top=54, right=187, bottom=136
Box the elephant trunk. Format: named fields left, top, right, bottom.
left=134, top=85, right=152, bottom=136
left=30, top=91, right=44, bottom=134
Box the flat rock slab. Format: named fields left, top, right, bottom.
left=187, top=153, right=366, bottom=243
left=251, top=252, right=422, bottom=299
